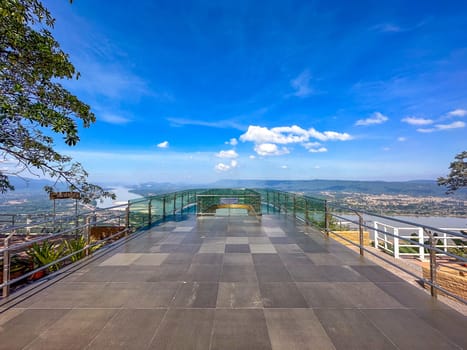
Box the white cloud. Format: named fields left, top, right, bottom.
left=447, top=109, right=467, bottom=117
left=417, top=121, right=465, bottom=133
left=291, top=70, right=313, bottom=97
left=397, top=137, right=407, bottom=142
left=401, top=117, right=434, bottom=125
left=254, top=143, right=290, bottom=156
left=355, top=112, right=388, bottom=126
left=226, top=138, right=238, bottom=146
left=215, top=163, right=230, bottom=172
left=372, top=23, right=403, bottom=33
left=100, top=114, right=131, bottom=124
left=307, top=128, right=352, bottom=141
left=216, top=150, right=238, bottom=158
left=249, top=155, right=256, bottom=159
left=214, top=159, right=238, bottom=172
left=280, top=165, right=288, bottom=169
left=240, top=125, right=352, bottom=144
left=308, top=147, right=328, bottom=153
left=383, top=147, right=391, bottom=151
left=157, top=141, right=169, bottom=149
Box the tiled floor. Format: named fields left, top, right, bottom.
left=1, top=215, right=466, bottom=349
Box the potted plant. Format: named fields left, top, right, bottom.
left=27, top=241, right=64, bottom=279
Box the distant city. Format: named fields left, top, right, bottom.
left=1, top=177, right=465, bottom=217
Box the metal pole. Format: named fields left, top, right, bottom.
left=305, top=200, right=309, bottom=225
left=357, top=212, right=364, bottom=256
left=85, top=216, right=91, bottom=256
left=148, top=199, right=152, bottom=225
left=125, top=201, right=130, bottom=234
left=293, top=194, right=296, bottom=219
left=173, top=194, right=176, bottom=215
left=428, top=230, right=438, bottom=298
left=324, top=200, right=330, bottom=237
left=163, top=197, right=166, bottom=218
left=2, top=234, right=11, bottom=298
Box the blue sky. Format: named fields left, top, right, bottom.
left=44, top=0, right=466, bottom=184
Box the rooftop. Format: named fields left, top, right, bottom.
left=1, top=212, right=466, bottom=349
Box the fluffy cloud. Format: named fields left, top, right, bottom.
left=303, top=142, right=327, bottom=153
left=214, top=159, right=238, bottom=172
left=240, top=125, right=351, bottom=156
left=226, top=138, right=238, bottom=146
left=417, top=121, right=465, bottom=133
left=401, top=117, right=434, bottom=125
left=291, top=70, right=313, bottom=97
left=254, top=143, right=290, bottom=156
left=216, top=149, right=238, bottom=158
left=447, top=109, right=467, bottom=117
left=397, top=137, right=407, bottom=142
left=240, top=125, right=351, bottom=144
left=355, top=112, right=388, bottom=126
left=157, top=141, right=169, bottom=148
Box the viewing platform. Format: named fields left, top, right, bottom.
left=1, top=215, right=466, bottom=349
left=0, top=189, right=466, bottom=349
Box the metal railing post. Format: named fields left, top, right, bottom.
left=163, top=197, right=166, bottom=218
left=427, top=229, right=438, bottom=298
left=357, top=212, right=364, bottom=256
left=394, top=228, right=400, bottom=259
left=125, top=202, right=130, bottom=233
left=305, top=200, right=309, bottom=225
left=2, top=233, right=12, bottom=298
left=324, top=200, right=330, bottom=237
left=85, top=216, right=92, bottom=256
left=173, top=194, right=177, bottom=215
left=148, top=199, right=152, bottom=225
left=293, top=194, right=296, bottom=220
left=419, top=227, right=425, bottom=260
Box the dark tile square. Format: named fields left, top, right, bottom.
left=149, top=309, right=215, bottom=349
left=220, top=265, right=258, bottom=282
left=216, top=283, right=263, bottom=308
left=147, top=264, right=190, bottom=282
left=192, top=253, right=223, bottom=264
left=225, top=244, right=251, bottom=253
left=211, top=309, right=272, bottom=350
left=259, top=282, right=308, bottom=308
left=255, top=263, right=293, bottom=283
left=252, top=254, right=283, bottom=265
left=351, top=265, right=404, bottom=282
left=184, top=264, right=221, bottom=282
left=316, top=265, right=368, bottom=282
left=314, top=309, right=397, bottom=349
left=269, top=237, right=295, bottom=244
left=171, top=282, right=219, bottom=308
left=162, top=253, right=194, bottom=264
left=286, top=263, right=327, bottom=282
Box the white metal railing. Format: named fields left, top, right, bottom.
left=373, top=221, right=466, bottom=260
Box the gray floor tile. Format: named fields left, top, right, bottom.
left=298, top=282, right=355, bottom=308
left=264, top=309, right=335, bottom=350
left=315, top=265, right=369, bottom=282
left=149, top=309, right=215, bottom=350
left=192, top=253, right=224, bottom=264
left=259, top=282, right=308, bottom=308
left=220, top=264, right=258, bottom=282
left=255, top=263, right=293, bottom=282
left=274, top=243, right=304, bottom=254
left=413, top=308, right=467, bottom=349
left=133, top=253, right=169, bottom=265
left=24, top=308, right=117, bottom=350
left=124, top=282, right=181, bottom=308
left=351, top=265, right=404, bottom=282
left=171, top=282, right=219, bottom=308
left=216, top=282, right=263, bottom=308
left=211, top=309, right=272, bottom=350
left=0, top=309, right=69, bottom=350
left=184, top=263, right=221, bottom=282
left=147, top=263, right=190, bottom=282
left=314, top=309, right=397, bottom=349
left=225, top=244, right=251, bottom=253
left=223, top=253, right=254, bottom=265
left=252, top=253, right=283, bottom=265
left=306, top=252, right=344, bottom=265
left=362, top=309, right=460, bottom=349
left=375, top=282, right=449, bottom=309
left=87, top=309, right=166, bottom=349
left=162, top=252, right=194, bottom=264
left=286, top=262, right=327, bottom=282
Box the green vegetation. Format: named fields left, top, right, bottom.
left=0, top=0, right=114, bottom=203
left=27, top=241, right=63, bottom=272
left=438, top=151, right=467, bottom=194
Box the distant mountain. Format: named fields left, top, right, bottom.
left=211, top=179, right=455, bottom=197
left=5, top=176, right=55, bottom=192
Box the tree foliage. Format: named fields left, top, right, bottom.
left=0, top=0, right=114, bottom=203
left=437, top=151, right=467, bottom=194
